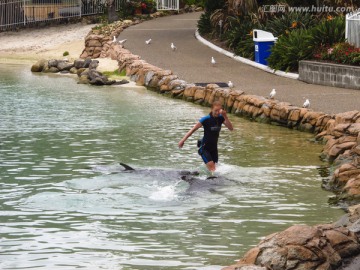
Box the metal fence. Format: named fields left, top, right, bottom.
left=0, top=0, right=125, bottom=30
left=156, top=0, right=178, bottom=11
left=346, top=11, right=360, bottom=48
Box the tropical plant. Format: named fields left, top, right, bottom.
left=234, top=35, right=255, bottom=60
left=267, top=29, right=314, bottom=71
left=264, top=12, right=318, bottom=37
left=225, top=15, right=258, bottom=49
left=310, top=16, right=345, bottom=47
left=197, top=12, right=213, bottom=35
left=227, top=0, right=258, bottom=16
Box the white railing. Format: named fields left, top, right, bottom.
left=0, top=0, right=125, bottom=30
left=156, top=0, right=179, bottom=11
left=346, top=11, right=360, bottom=48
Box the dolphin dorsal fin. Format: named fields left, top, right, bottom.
left=119, top=163, right=135, bottom=171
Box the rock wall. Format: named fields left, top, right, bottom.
left=299, top=60, right=360, bottom=90
left=80, top=20, right=137, bottom=59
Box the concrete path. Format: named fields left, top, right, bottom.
left=119, top=12, right=359, bottom=114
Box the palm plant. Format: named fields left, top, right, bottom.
left=227, top=0, right=258, bottom=16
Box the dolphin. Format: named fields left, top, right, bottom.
left=91, top=162, right=200, bottom=179
left=90, top=163, right=235, bottom=193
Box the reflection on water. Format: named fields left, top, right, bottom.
left=0, top=65, right=342, bottom=269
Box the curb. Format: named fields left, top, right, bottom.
left=194, top=30, right=299, bottom=80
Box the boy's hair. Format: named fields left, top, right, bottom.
left=211, top=100, right=222, bottom=108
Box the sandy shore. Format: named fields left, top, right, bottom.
left=0, top=23, right=118, bottom=72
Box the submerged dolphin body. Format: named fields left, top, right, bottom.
left=91, top=163, right=235, bottom=193
left=91, top=162, right=200, bottom=179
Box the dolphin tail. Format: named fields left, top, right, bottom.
left=119, top=162, right=135, bottom=171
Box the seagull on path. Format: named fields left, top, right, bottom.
left=145, top=38, right=152, bottom=45
left=118, top=39, right=127, bottom=46
left=171, top=42, right=177, bottom=51
left=228, top=81, right=234, bottom=89
left=211, top=57, right=216, bottom=66
left=303, top=99, right=310, bottom=108
left=269, top=88, right=276, bottom=99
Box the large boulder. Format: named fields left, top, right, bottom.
left=57, top=61, right=74, bottom=71
left=224, top=224, right=360, bottom=270
left=74, top=59, right=85, bottom=69
left=31, top=59, right=47, bottom=72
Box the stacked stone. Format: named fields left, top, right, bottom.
left=223, top=205, right=360, bottom=270
left=80, top=19, right=136, bottom=59
left=315, top=111, right=360, bottom=204
left=31, top=58, right=122, bottom=86
left=31, top=58, right=76, bottom=74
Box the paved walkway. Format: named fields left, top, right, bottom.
left=119, top=12, right=359, bottom=114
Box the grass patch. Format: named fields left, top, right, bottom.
left=102, top=69, right=126, bottom=78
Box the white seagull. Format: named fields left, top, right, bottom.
left=171, top=42, right=177, bottom=51
left=118, top=39, right=127, bottom=46
left=303, top=99, right=310, bottom=108
left=211, top=57, right=216, bottom=66
left=145, top=38, right=152, bottom=45
left=112, top=36, right=117, bottom=43
left=269, top=88, right=276, bottom=99
left=228, top=81, right=234, bottom=89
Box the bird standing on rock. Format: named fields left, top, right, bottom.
left=228, top=81, right=234, bottom=89
left=145, top=38, right=152, bottom=45
left=269, top=88, right=276, bottom=99
left=112, top=36, right=117, bottom=43
left=211, top=57, right=216, bottom=66
left=171, top=43, right=177, bottom=51
left=303, top=99, right=310, bottom=108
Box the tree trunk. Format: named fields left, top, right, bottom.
left=107, top=0, right=118, bottom=23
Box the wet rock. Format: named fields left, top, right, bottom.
left=48, top=59, right=58, bottom=68
left=113, top=79, right=129, bottom=85
left=83, top=58, right=92, bottom=68
left=169, top=79, right=187, bottom=90
left=78, top=75, right=89, bottom=84
left=69, top=67, right=78, bottom=74
left=89, top=60, right=99, bottom=70
left=223, top=224, right=360, bottom=270
left=74, top=59, right=85, bottom=69
left=31, top=59, right=47, bottom=72
left=47, top=67, right=59, bottom=73
left=57, top=61, right=74, bottom=71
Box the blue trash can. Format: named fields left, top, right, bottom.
left=253, top=30, right=277, bottom=65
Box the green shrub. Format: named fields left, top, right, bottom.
left=265, top=12, right=318, bottom=37
left=267, top=29, right=313, bottom=72
left=63, top=51, right=69, bottom=56
left=235, top=36, right=255, bottom=60
left=225, top=16, right=257, bottom=49
left=310, top=16, right=345, bottom=47
left=197, top=12, right=212, bottom=35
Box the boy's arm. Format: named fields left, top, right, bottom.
left=221, top=110, right=233, bottom=131
left=178, top=122, right=202, bottom=148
